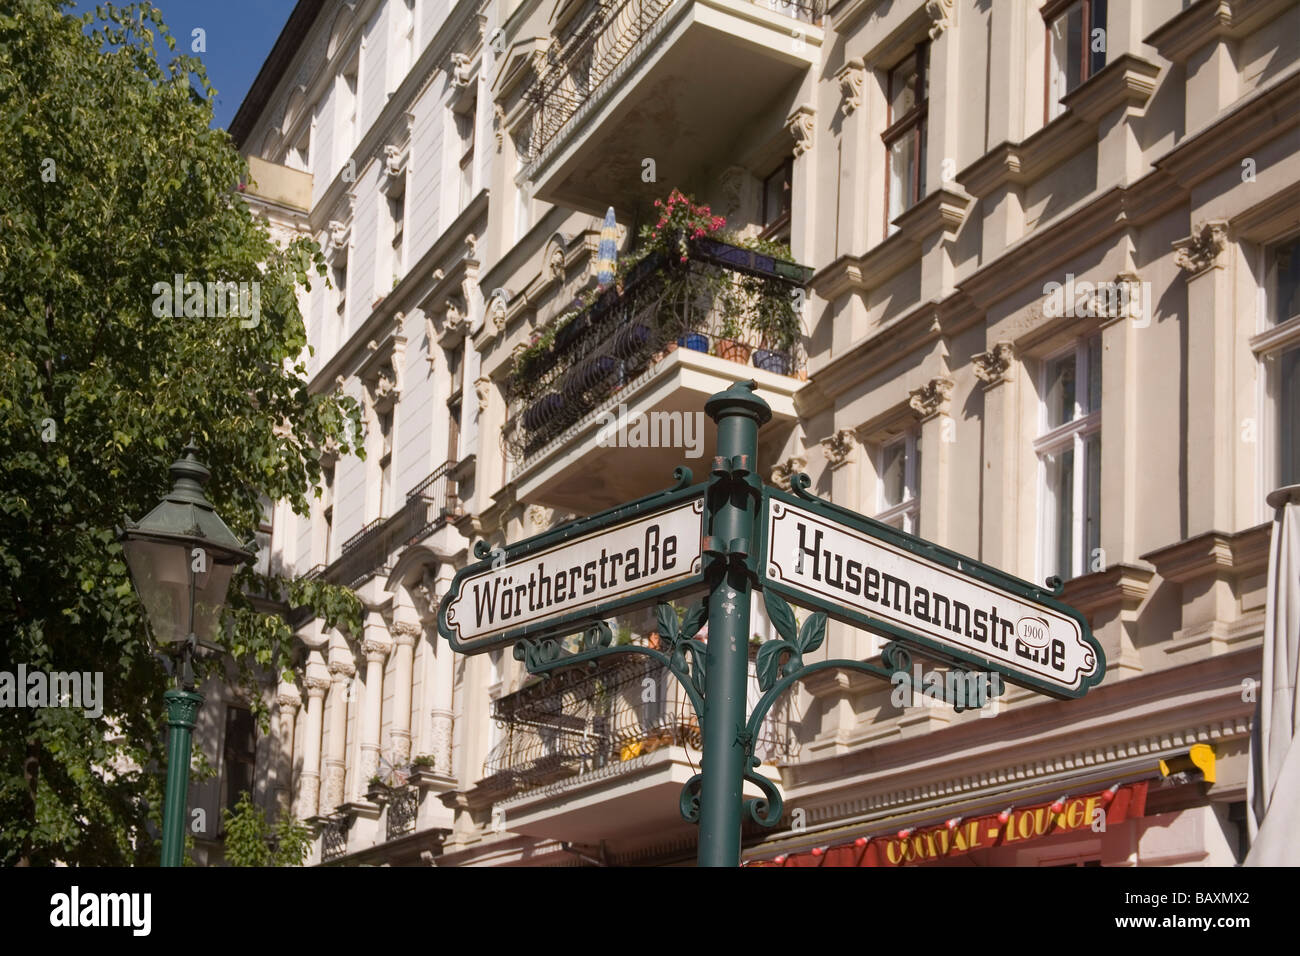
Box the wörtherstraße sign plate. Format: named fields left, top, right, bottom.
left=759, top=490, right=1104, bottom=699
left=438, top=484, right=705, bottom=654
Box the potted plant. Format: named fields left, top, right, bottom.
left=746, top=271, right=802, bottom=375
left=714, top=307, right=752, bottom=364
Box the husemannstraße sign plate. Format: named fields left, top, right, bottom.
left=760, top=491, right=1104, bottom=699
left=439, top=485, right=705, bottom=654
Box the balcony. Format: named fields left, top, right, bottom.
left=316, top=461, right=460, bottom=589
left=242, top=155, right=312, bottom=214
left=521, top=0, right=824, bottom=214
left=478, top=647, right=798, bottom=845
left=503, top=235, right=811, bottom=512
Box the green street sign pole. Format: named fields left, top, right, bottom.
left=161, top=685, right=201, bottom=867
left=697, top=382, right=770, bottom=867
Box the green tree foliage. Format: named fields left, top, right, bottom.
left=0, top=1, right=364, bottom=864
left=221, top=792, right=312, bottom=867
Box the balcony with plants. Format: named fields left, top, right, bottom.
left=502, top=190, right=811, bottom=510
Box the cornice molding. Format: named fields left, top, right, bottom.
left=810, top=189, right=969, bottom=302
left=802, top=300, right=944, bottom=410
left=1155, top=66, right=1300, bottom=189
left=1144, top=0, right=1297, bottom=65
left=1140, top=524, right=1272, bottom=584
left=1058, top=53, right=1161, bottom=124
left=1060, top=563, right=1156, bottom=620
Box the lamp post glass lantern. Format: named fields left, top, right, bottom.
left=118, top=442, right=255, bottom=866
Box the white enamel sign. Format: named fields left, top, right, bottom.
left=441, top=497, right=705, bottom=652
left=764, top=499, right=1101, bottom=697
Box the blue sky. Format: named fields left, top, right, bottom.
left=96, top=0, right=300, bottom=130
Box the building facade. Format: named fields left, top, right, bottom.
left=216, top=0, right=1300, bottom=866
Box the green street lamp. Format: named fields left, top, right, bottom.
left=118, top=443, right=255, bottom=867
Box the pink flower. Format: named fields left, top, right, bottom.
left=680, top=254, right=688, bottom=263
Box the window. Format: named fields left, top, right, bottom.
left=1045, top=0, right=1107, bottom=121
left=333, top=258, right=348, bottom=312
left=1036, top=335, right=1102, bottom=581
left=762, top=159, right=793, bottom=238
left=512, top=124, right=533, bottom=243
left=884, top=43, right=928, bottom=233
left=1280, top=347, right=1300, bottom=485
left=456, top=97, right=477, bottom=210
left=339, top=64, right=358, bottom=165
left=253, top=497, right=273, bottom=577
left=875, top=428, right=921, bottom=533
left=378, top=410, right=394, bottom=517
left=395, top=0, right=416, bottom=83
left=221, top=705, right=257, bottom=818
left=288, top=126, right=311, bottom=173
left=389, top=190, right=406, bottom=277
left=447, top=345, right=463, bottom=462
left=322, top=463, right=335, bottom=563
left=1268, top=236, right=1300, bottom=485
left=1271, top=236, right=1300, bottom=326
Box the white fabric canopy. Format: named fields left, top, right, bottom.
left=1245, top=485, right=1300, bottom=865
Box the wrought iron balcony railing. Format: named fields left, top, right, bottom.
left=385, top=787, right=419, bottom=842
left=480, top=648, right=798, bottom=797
left=320, top=816, right=349, bottom=862
left=524, top=0, right=826, bottom=163
left=504, top=238, right=812, bottom=464
left=313, top=460, right=460, bottom=589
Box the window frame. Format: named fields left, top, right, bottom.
left=882, top=41, right=929, bottom=235
left=447, top=345, right=464, bottom=462
left=1043, top=0, right=1107, bottom=123
left=378, top=408, right=395, bottom=518
left=220, top=704, right=258, bottom=822
left=1252, top=233, right=1300, bottom=500
left=874, top=426, right=921, bottom=534
left=456, top=96, right=477, bottom=211
left=322, top=462, right=336, bottom=563
left=339, top=59, right=359, bottom=164
left=1034, top=336, right=1102, bottom=582
left=389, top=187, right=406, bottom=278
left=761, top=158, right=793, bottom=240
left=254, top=497, right=274, bottom=578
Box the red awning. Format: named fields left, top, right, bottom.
left=749, top=781, right=1149, bottom=867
